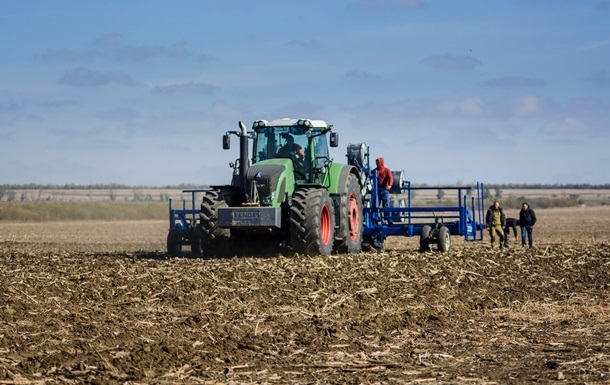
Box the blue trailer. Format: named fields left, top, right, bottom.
left=166, top=189, right=209, bottom=257
left=347, top=143, right=486, bottom=252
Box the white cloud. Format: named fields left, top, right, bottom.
left=484, top=76, right=547, bottom=88
left=586, top=69, right=610, bottom=85
left=40, top=100, right=78, bottom=108
left=428, top=97, right=487, bottom=117
left=36, top=34, right=214, bottom=63
left=57, top=67, right=140, bottom=87
left=579, top=39, right=610, bottom=50
left=345, top=69, right=383, bottom=80
left=151, top=82, right=218, bottom=95
left=422, top=54, right=482, bottom=71
left=540, top=117, right=586, bottom=135
left=460, top=98, right=485, bottom=116
left=508, top=95, right=555, bottom=118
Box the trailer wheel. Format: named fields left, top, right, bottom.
left=335, top=174, right=363, bottom=253
left=437, top=226, right=451, bottom=252
left=167, top=228, right=182, bottom=257
left=364, top=235, right=385, bottom=250
left=419, top=225, right=432, bottom=252
left=290, top=188, right=335, bottom=256
left=200, top=189, right=237, bottom=258
left=190, top=225, right=203, bottom=257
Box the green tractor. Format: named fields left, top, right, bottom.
left=198, top=118, right=363, bottom=257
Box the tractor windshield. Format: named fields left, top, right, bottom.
left=253, top=126, right=310, bottom=179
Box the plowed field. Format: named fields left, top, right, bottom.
left=1, top=207, right=609, bottom=384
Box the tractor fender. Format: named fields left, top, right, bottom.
left=328, top=164, right=360, bottom=195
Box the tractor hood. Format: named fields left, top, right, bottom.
left=245, top=159, right=295, bottom=206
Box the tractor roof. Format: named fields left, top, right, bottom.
left=253, top=118, right=331, bottom=130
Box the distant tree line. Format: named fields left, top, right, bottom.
left=0, top=184, right=210, bottom=203
left=2, top=182, right=608, bottom=190
left=0, top=183, right=209, bottom=190
left=414, top=183, right=610, bottom=190
left=484, top=183, right=610, bottom=189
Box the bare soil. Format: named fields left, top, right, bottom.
left=1, top=207, right=609, bottom=384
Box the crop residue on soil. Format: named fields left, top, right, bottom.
left=1, top=207, right=609, bottom=384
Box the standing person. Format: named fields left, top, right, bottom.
left=486, top=201, right=506, bottom=249
left=375, top=158, right=393, bottom=222
left=503, top=217, right=519, bottom=248
left=519, top=202, right=537, bottom=248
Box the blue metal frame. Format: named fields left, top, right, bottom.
left=168, top=189, right=210, bottom=243
left=362, top=170, right=486, bottom=243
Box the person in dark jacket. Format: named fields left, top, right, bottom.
left=277, top=134, right=304, bottom=164
left=519, top=202, right=537, bottom=247
left=503, top=217, right=519, bottom=248
left=486, top=201, right=506, bottom=249
left=375, top=158, right=393, bottom=222
left=277, top=133, right=305, bottom=177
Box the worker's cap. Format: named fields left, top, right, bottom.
left=280, top=133, right=293, bottom=139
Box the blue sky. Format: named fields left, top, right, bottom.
left=1, top=0, right=609, bottom=186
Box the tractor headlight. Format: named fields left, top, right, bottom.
left=262, top=192, right=275, bottom=204
left=297, top=119, right=313, bottom=127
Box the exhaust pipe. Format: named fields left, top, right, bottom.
left=238, top=121, right=249, bottom=193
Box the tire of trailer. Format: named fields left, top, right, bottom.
left=199, top=189, right=237, bottom=258
left=290, top=188, right=335, bottom=256
left=438, top=226, right=451, bottom=252
left=167, top=227, right=183, bottom=257
left=420, top=225, right=432, bottom=252
left=335, top=173, right=363, bottom=253
left=190, top=225, right=203, bottom=257
left=366, top=235, right=385, bottom=250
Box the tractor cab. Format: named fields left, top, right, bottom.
left=250, top=119, right=338, bottom=185
left=253, top=125, right=310, bottom=180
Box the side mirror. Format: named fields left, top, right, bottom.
left=330, top=132, right=339, bottom=147
left=222, top=134, right=230, bottom=150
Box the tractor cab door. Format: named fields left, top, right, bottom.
left=311, top=133, right=331, bottom=185
left=253, top=131, right=278, bottom=163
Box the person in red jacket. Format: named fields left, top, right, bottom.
left=375, top=158, right=393, bottom=222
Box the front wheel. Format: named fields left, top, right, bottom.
left=190, top=225, right=203, bottom=257
left=437, top=226, right=451, bottom=252
left=200, top=189, right=238, bottom=258
left=290, top=188, right=335, bottom=256
left=420, top=225, right=432, bottom=252
left=167, top=228, right=183, bottom=257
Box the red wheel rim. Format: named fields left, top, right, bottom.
left=320, top=204, right=331, bottom=246
left=348, top=193, right=359, bottom=241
